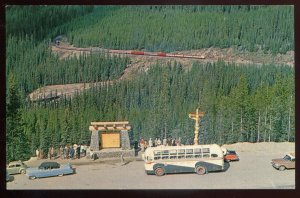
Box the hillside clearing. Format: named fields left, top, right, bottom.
left=28, top=42, right=294, bottom=102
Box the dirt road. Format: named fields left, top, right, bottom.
left=6, top=142, right=295, bottom=189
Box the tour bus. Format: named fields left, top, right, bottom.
left=142, top=144, right=224, bottom=176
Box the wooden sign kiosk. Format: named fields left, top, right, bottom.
left=189, top=108, right=204, bottom=145
left=89, top=121, right=131, bottom=151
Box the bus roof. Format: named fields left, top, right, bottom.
left=144, top=144, right=222, bottom=152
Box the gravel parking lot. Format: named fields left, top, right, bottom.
left=6, top=142, right=295, bottom=189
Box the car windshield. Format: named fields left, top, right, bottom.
left=283, top=155, right=291, bottom=161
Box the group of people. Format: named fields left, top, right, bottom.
left=139, top=137, right=183, bottom=152
left=35, top=144, right=88, bottom=160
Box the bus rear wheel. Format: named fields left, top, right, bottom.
left=155, top=167, right=165, bottom=176
left=279, top=166, right=286, bottom=171
left=196, top=166, right=206, bottom=175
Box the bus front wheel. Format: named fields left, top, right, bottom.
left=196, top=166, right=206, bottom=175
left=155, top=167, right=165, bottom=176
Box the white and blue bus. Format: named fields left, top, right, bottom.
left=143, top=144, right=224, bottom=176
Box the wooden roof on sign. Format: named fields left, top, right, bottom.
left=89, top=121, right=131, bottom=131
left=91, top=121, right=129, bottom=125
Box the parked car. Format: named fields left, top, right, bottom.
left=271, top=153, right=295, bottom=171
left=6, top=172, right=13, bottom=182
left=26, top=162, right=74, bottom=179
left=6, top=161, right=28, bottom=175
left=224, top=149, right=239, bottom=162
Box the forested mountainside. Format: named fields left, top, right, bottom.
left=6, top=5, right=294, bottom=162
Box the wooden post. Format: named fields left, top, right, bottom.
left=194, top=109, right=199, bottom=145
left=189, top=108, right=204, bottom=145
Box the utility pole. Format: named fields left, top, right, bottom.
left=189, top=108, right=204, bottom=145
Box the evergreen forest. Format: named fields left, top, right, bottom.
left=5, top=5, right=295, bottom=162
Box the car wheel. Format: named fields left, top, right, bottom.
left=29, top=176, right=36, bottom=180
left=196, top=166, right=206, bottom=175
left=155, top=167, right=165, bottom=176
left=279, top=166, right=286, bottom=171
left=20, top=169, right=26, bottom=174
left=225, top=159, right=230, bottom=162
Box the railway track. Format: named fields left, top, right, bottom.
left=55, top=44, right=206, bottom=59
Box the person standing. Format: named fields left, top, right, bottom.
left=134, top=140, right=138, bottom=150
left=144, top=140, right=148, bottom=150
left=60, top=146, right=64, bottom=159
left=65, top=145, right=69, bottom=159
left=82, top=145, right=87, bottom=157
left=67, top=145, right=70, bottom=159
left=163, top=138, right=167, bottom=146
left=73, top=144, right=77, bottom=158
left=70, top=146, right=75, bottom=160
left=50, top=146, right=55, bottom=159
left=36, top=148, right=40, bottom=160
left=76, top=144, right=81, bottom=159
left=48, top=147, right=51, bottom=159
left=140, top=138, right=145, bottom=152
left=148, top=138, right=153, bottom=147
left=172, top=138, right=176, bottom=146
left=167, top=138, right=171, bottom=146
left=157, top=138, right=161, bottom=146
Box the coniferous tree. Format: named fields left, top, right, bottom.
left=6, top=73, right=30, bottom=162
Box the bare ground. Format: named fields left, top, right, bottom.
left=6, top=142, right=295, bottom=189
left=28, top=43, right=294, bottom=102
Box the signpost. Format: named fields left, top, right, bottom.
left=189, top=108, right=204, bottom=145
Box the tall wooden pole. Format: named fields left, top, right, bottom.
left=194, top=108, right=199, bottom=145
left=189, top=108, right=204, bottom=145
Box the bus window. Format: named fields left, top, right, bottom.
left=194, top=148, right=202, bottom=158
left=178, top=149, right=185, bottom=159
left=203, top=148, right=210, bottom=158
left=186, top=149, right=193, bottom=158
left=162, top=150, right=169, bottom=160
left=154, top=150, right=162, bottom=160
left=186, top=149, right=193, bottom=154
left=170, top=150, right=177, bottom=159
